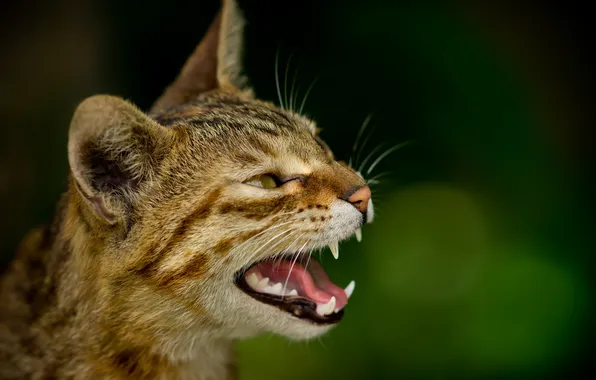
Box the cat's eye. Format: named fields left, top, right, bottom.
left=244, top=174, right=280, bottom=189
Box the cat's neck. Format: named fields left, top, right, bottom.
left=2, top=190, right=238, bottom=379
left=62, top=190, right=238, bottom=379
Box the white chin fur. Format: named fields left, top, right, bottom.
left=201, top=281, right=335, bottom=341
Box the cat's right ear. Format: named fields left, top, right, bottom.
left=68, top=95, right=176, bottom=224
left=151, top=0, right=249, bottom=112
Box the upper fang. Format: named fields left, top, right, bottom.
left=329, top=242, right=339, bottom=259
left=355, top=228, right=362, bottom=242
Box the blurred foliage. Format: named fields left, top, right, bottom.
left=1, top=0, right=592, bottom=378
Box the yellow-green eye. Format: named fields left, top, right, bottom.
left=245, top=174, right=279, bottom=189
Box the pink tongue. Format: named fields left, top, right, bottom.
left=255, top=260, right=348, bottom=310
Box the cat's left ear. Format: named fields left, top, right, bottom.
left=151, top=0, right=249, bottom=111
left=68, top=95, right=177, bottom=224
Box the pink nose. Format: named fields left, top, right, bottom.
left=347, top=185, right=371, bottom=214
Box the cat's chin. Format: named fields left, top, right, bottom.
left=266, top=316, right=336, bottom=341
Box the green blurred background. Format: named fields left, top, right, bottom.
left=1, top=1, right=593, bottom=378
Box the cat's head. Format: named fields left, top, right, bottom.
left=66, top=0, right=372, bottom=350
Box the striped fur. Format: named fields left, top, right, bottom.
left=0, top=1, right=370, bottom=378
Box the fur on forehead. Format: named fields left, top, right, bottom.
left=152, top=91, right=317, bottom=135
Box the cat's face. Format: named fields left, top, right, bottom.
left=66, top=0, right=372, bottom=353
left=145, top=93, right=372, bottom=340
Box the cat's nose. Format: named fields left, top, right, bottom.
left=345, top=185, right=371, bottom=214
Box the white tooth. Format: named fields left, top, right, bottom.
left=288, top=289, right=298, bottom=296
left=329, top=242, right=339, bottom=259
left=316, top=296, right=336, bottom=316
left=271, top=283, right=282, bottom=294
left=344, top=280, right=355, bottom=299
left=355, top=228, right=362, bottom=242
left=262, top=285, right=275, bottom=294
left=328, top=296, right=336, bottom=314
left=257, top=277, right=269, bottom=289
left=246, top=273, right=259, bottom=288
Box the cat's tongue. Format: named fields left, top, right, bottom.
left=245, top=259, right=353, bottom=315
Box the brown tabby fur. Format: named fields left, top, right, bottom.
left=0, top=0, right=370, bottom=378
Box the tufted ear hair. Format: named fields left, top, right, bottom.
left=151, top=0, right=249, bottom=112
left=68, top=95, right=176, bottom=224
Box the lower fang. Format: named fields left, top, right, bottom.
left=316, top=296, right=336, bottom=316
left=344, top=280, right=355, bottom=298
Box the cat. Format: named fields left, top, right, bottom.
left=0, top=0, right=373, bottom=378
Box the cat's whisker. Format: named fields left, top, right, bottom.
left=272, top=231, right=306, bottom=272
left=367, top=171, right=391, bottom=186
left=248, top=225, right=301, bottom=261
left=281, top=234, right=310, bottom=298
left=245, top=228, right=297, bottom=267
left=226, top=220, right=296, bottom=257
left=289, top=60, right=302, bottom=114
left=350, top=114, right=373, bottom=167
left=274, top=49, right=284, bottom=110
left=273, top=210, right=301, bottom=218
left=298, top=77, right=318, bottom=115
left=301, top=239, right=316, bottom=282
left=354, top=126, right=379, bottom=170
left=358, top=144, right=385, bottom=174
left=283, top=53, right=294, bottom=113
left=366, top=141, right=410, bottom=175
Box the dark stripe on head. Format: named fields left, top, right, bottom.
left=132, top=188, right=222, bottom=277
left=218, top=195, right=291, bottom=220
left=157, top=252, right=209, bottom=288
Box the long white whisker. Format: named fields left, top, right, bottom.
left=282, top=235, right=310, bottom=297
left=283, top=53, right=294, bottom=113
left=350, top=114, right=373, bottom=167
left=298, top=77, right=318, bottom=114
left=289, top=61, right=302, bottom=113
left=366, top=141, right=410, bottom=175
left=271, top=210, right=301, bottom=218
left=275, top=50, right=284, bottom=109
left=358, top=144, right=385, bottom=174
left=354, top=124, right=378, bottom=169
left=208, top=222, right=296, bottom=275
left=367, top=171, right=391, bottom=185
left=272, top=230, right=306, bottom=273
left=302, top=241, right=315, bottom=282
left=224, top=221, right=297, bottom=267
left=246, top=228, right=296, bottom=265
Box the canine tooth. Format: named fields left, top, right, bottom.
left=247, top=273, right=259, bottom=288
left=257, top=277, right=269, bottom=288
left=344, top=280, right=355, bottom=299
left=316, top=296, right=336, bottom=316
left=355, top=228, right=362, bottom=242
left=288, top=289, right=298, bottom=296
left=271, top=283, right=282, bottom=294
left=329, top=242, right=339, bottom=259
left=328, top=297, right=336, bottom=314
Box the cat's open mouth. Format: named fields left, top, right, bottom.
left=235, top=253, right=354, bottom=324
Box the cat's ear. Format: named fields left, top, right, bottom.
left=68, top=95, right=176, bottom=224
left=151, top=0, right=248, bottom=111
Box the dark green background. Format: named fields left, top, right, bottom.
left=1, top=1, right=592, bottom=378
